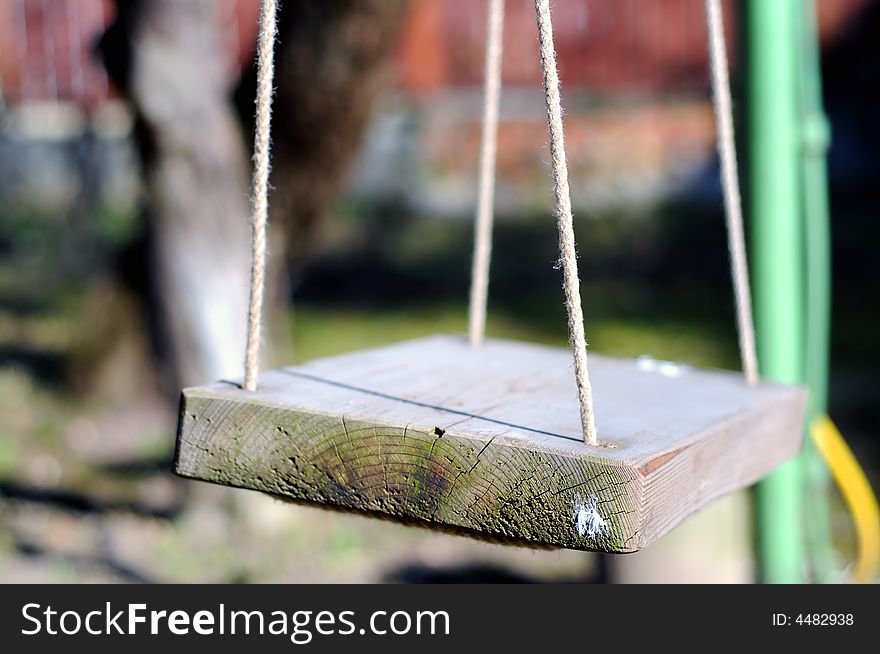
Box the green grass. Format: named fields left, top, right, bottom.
left=286, top=302, right=738, bottom=370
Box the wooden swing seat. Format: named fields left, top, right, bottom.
left=174, top=334, right=805, bottom=552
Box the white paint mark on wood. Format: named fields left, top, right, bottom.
left=574, top=495, right=608, bottom=539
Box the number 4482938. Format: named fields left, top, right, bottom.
left=795, top=614, right=854, bottom=626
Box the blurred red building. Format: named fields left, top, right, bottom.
left=0, top=0, right=869, bottom=108
left=0, top=0, right=258, bottom=108
left=397, top=0, right=868, bottom=95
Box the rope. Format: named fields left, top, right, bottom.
left=233, top=0, right=750, bottom=457
left=704, top=0, right=759, bottom=386
left=468, top=0, right=505, bottom=347
left=534, top=0, right=597, bottom=446
left=244, top=0, right=278, bottom=392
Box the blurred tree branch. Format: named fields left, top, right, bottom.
left=235, top=0, right=409, bottom=275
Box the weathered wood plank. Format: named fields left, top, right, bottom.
left=174, top=334, right=805, bottom=552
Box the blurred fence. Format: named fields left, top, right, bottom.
left=0, top=0, right=868, bottom=108
left=0, top=0, right=871, bottom=226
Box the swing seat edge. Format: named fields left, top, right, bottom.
left=173, top=334, right=806, bottom=553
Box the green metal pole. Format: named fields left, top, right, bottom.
left=745, top=0, right=806, bottom=583
left=798, top=0, right=836, bottom=583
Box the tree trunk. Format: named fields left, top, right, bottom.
left=102, top=0, right=252, bottom=389
left=100, top=0, right=408, bottom=389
